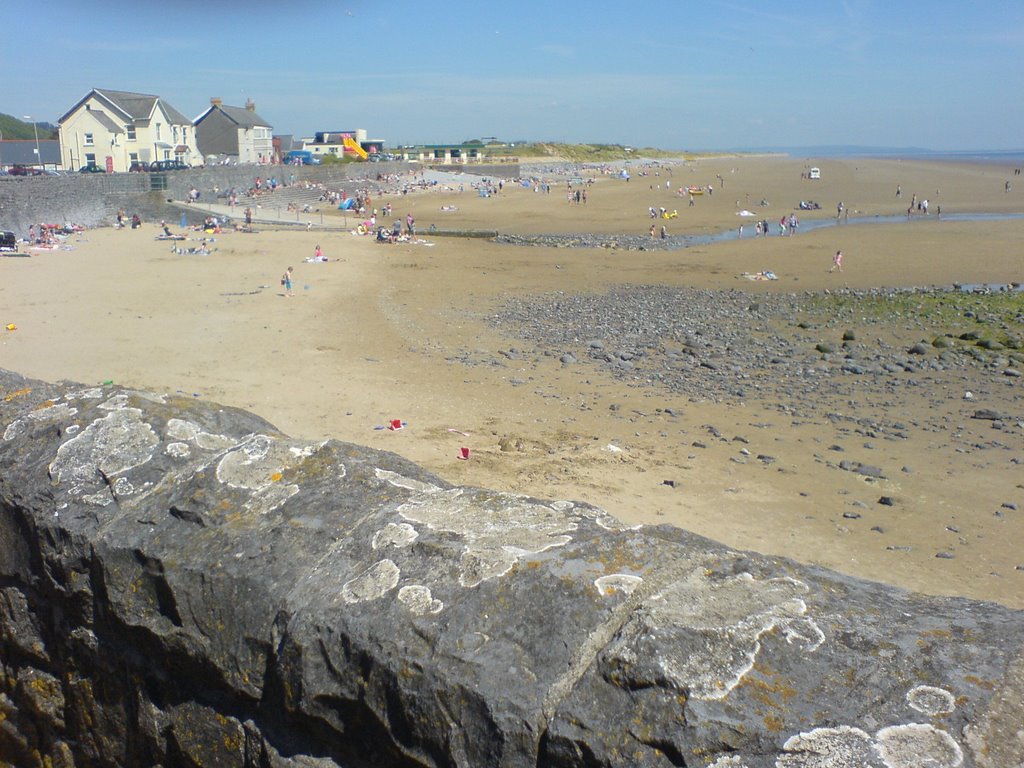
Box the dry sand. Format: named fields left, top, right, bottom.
left=3, top=155, right=1022, bottom=608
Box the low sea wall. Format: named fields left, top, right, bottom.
left=0, top=161, right=521, bottom=238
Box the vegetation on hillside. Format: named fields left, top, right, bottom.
left=0, top=113, right=57, bottom=140
left=506, top=142, right=689, bottom=162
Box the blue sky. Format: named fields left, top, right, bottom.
left=3, top=1, right=1023, bottom=150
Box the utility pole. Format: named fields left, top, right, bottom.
left=23, top=116, right=41, bottom=169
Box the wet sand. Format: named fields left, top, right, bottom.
left=3, top=155, right=1022, bottom=608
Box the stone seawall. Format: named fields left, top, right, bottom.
left=1, top=368, right=1022, bottom=768
left=0, top=161, right=520, bottom=238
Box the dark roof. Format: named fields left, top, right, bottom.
left=196, top=103, right=272, bottom=129
left=0, top=140, right=62, bottom=166
left=58, top=88, right=193, bottom=126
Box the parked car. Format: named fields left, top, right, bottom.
left=149, top=159, right=190, bottom=172
left=129, top=161, right=148, bottom=172
left=80, top=164, right=106, bottom=173
left=9, top=165, right=43, bottom=176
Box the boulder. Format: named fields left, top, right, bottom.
left=1, top=369, right=1022, bottom=768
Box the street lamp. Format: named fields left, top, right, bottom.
left=23, top=116, right=41, bottom=169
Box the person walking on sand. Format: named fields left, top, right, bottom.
left=830, top=250, right=843, bottom=273
left=282, top=266, right=294, bottom=297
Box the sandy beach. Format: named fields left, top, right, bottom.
left=3, top=154, right=1022, bottom=608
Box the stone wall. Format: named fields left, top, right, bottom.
left=1, top=368, right=1022, bottom=768
left=0, top=164, right=384, bottom=237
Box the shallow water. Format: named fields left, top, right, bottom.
left=695, top=211, right=1024, bottom=246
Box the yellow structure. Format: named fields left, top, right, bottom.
left=343, top=136, right=368, bottom=159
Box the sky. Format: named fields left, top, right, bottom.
left=3, top=1, right=1023, bottom=151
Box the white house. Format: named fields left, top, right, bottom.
left=57, top=88, right=200, bottom=172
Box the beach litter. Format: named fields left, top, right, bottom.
left=5, top=324, right=16, bottom=331
left=458, top=447, right=471, bottom=460
left=447, top=428, right=471, bottom=437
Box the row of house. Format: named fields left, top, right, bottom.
left=56, top=89, right=278, bottom=172
left=54, top=88, right=393, bottom=173
left=8, top=87, right=507, bottom=173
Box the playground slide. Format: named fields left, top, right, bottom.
left=343, top=137, right=368, bottom=160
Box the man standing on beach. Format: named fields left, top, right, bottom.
left=406, top=213, right=415, bottom=238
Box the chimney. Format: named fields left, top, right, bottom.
left=245, top=99, right=256, bottom=112
left=210, top=97, right=222, bottom=106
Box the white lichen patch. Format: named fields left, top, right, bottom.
left=608, top=570, right=824, bottom=701
left=112, top=477, right=135, bottom=497
left=342, top=559, right=401, bottom=603
left=98, top=394, right=130, bottom=410
left=708, top=757, right=751, bottom=768
left=124, top=389, right=166, bottom=404
left=906, top=685, right=956, bottom=716
left=62, top=387, right=104, bottom=401
left=49, top=409, right=159, bottom=494
left=777, top=725, right=885, bottom=767
left=242, top=482, right=299, bottom=516
left=398, top=585, right=444, bottom=615
left=165, top=442, right=191, bottom=458
left=166, top=418, right=201, bottom=441
left=81, top=492, right=114, bottom=507
left=3, top=402, right=79, bottom=441
left=372, top=523, right=419, bottom=550
left=375, top=467, right=441, bottom=494
left=594, top=574, right=643, bottom=597
left=289, top=444, right=318, bottom=459
left=215, top=435, right=281, bottom=489
left=875, top=723, right=963, bottom=768
left=774, top=722, right=964, bottom=768
left=397, top=487, right=577, bottom=587
left=166, top=418, right=240, bottom=451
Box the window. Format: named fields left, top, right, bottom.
left=182, top=127, right=188, bottom=143
left=155, top=124, right=161, bottom=140
left=126, top=124, right=136, bottom=140
left=129, top=152, right=138, bottom=163
left=84, top=133, right=94, bottom=146
left=85, top=153, right=96, bottom=166
left=173, top=126, right=179, bottom=142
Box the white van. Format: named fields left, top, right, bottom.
left=808, top=167, right=821, bottom=180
